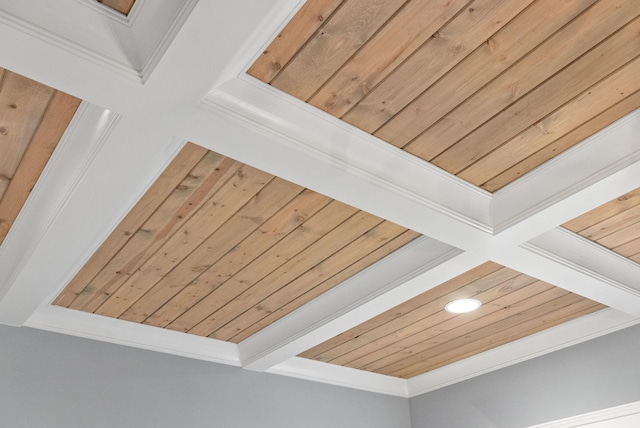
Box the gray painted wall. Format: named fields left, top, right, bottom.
left=0, top=325, right=410, bottom=428
left=409, top=323, right=640, bottom=428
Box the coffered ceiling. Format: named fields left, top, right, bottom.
left=1, top=0, right=640, bottom=398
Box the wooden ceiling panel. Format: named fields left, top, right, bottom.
left=564, top=188, right=640, bottom=263
left=249, top=0, right=640, bottom=191
left=0, top=69, right=80, bottom=245
left=54, top=143, right=420, bottom=343
left=96, top=0, right=136, bottom=15
left=300, top=262, right=604, bottom=378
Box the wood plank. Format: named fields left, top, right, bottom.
left=367, top=286, right=572, bottom=375
left=0, top=71, right=54, bottom=184
left=0, top=91, right=80, bottom=245
left=575, top=205, right=640, bottom=242
left=247, top=0, right=345, bottom=83
left=271, top=0, right=407, bottom=101
left=213, top=220, right=410, bottom=341
left=374, top=0, right=595, bottom=147
left=395, top=298, right=602, bottom=378
left=97, top=0, right=136, bottom=15
left=613, top=237, right=640, bottom=258
left=430, top=15, right=640, bottom=174
left=337, top=278, right=552, bottom=369
left=458, top=54, right=640, bottom=185
left=165, top=200, right=359, bottom=333
left=404, top=0, right=640, bottom=163
left=193, top=210, right=385, bottom=339
left=307, top=0, right=468, bottom=117
left=483, top=89, right=640, bottom=191
left=93, top=165, right=273, bottom=318
left=120, top=177, right=304, bottom=323
left=141, top=189, right=332, bottom=328
left=598, top=222, right=640, bottom=249
left=300, top=262, right=504, bottom=359
left=563, top=188, right=640, bottom=233
left=324, top=273, right=539, bottom=366
left=63, top=150, right=231, bottom=310
left=342, top=0, right=533, bottom=133
left=231, top=229, right=420, bottom=342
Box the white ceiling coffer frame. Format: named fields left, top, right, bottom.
left=0, top=0, right=639, bottom=397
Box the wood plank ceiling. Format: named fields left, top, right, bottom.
left=301, top=262, right=604, bottom=378
left=0, top=68, right=80, bottom=246
left=248, top=0, right=640, bottom=191
left=564, top=188, right=640, bottom=263
left=96, top=0, right=136, bottom=15
left=54, top=143, right=419, bottom=343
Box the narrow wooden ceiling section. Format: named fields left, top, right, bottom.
left=248, top=0, right=640, bottom=191
left=54, top=143, right=419, bottom=343
left=0, top=68, right=80, bottom=245
left=564, top=188, right=640, bottom=263
left=300, top=262, right=604, bottom=378
left=96, top=0, right=136, bottom=15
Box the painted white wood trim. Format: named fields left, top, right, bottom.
left=529, top=228, right=640, bottom=296
left=0, top=0, right=139, bottom=74
left=206, top=77, right=493, bottom=232
left=240, top=240, right=485, bottom=371
left=25, top=305, right=240, bottom=366
left=493, top=109, right=640, bottom=241
left=267, top=357, right=408, bottom=398
left=0, top=104, right=120, bottom=324
left=525, top=400, right=640, bottom=428
left=407, top=308, right=640, bottom=397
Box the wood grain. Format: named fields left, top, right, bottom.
left=271, top=0, right=407, bottom=100
left=308, top=0, right=468, bottom=117
left=374, top=0, right=595, bottom=148
left=97, top=0, right=136, bottom=15
left=247, top=0, right=345, bottom=83
left=0, top=91, right=80, bottom=245
left=342, top=0, right=533, bottom=133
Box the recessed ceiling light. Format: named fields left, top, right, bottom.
left=445, top=298, right=481, bottom=314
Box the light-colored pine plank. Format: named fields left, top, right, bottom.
left=342, top=0, right=532, bottom=134
left=430, top=16, right=640, bottom=174
left=324, top=273, right=539, bottom=367
left=231, top=229, right=420, bottom=342
left=97, top=0, right=135, bottom=15
left=374, top=0, right=595, bottom=148
left=483, top=89, right=640, bottom=191
left=458, top=54, right=640, bottom=185
left=404, top=1, right=640, bottom=164
left=0, top=72, right=54, bottom=183
left=575, top=205, right=640, bottom=242
left=598, top=222, right=640, bottom=249
left=308, top=0, right=467, bottom=117
left=247, top=0, right=345, bottom=83
left=396, top=298, right=602, bottom=378
left=271, top=0, right=407, bottom=101
left=166, top=200, right=359, bottom=334
left=0, top=91, right=80, bottom=245
left=194, top=210, right=385, bottom=339
left=120, top=177, right=304, bottom=324
left=367, top=286, right=572, bottom=375
left=94, top=165, right=273, bottom=319
left=339, top=277, right=553, bottom=370
left=563, top=188, right=640, bottom=233
left=613, top=237, right=640, bottom=258
left=300, top=261, right=504, bottom=359
left=214, top=220, right=410, bottom=341
left=142, top=188, right=332, bottom=328
left=65, top=150, right=232, bottom=311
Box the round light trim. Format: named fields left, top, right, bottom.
left=445, top=298, right=481, bottom=314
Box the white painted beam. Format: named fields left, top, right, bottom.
left=26, top=305, right=240, bottom=366
left=239, top=241, right=485, bottom=371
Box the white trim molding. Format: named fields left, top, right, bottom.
left=525, top=400, right=640, bottom=428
